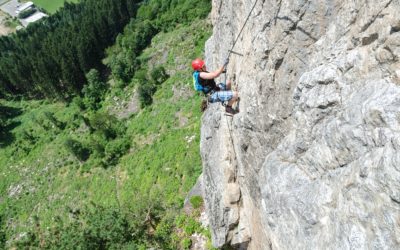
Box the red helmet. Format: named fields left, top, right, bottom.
left=191, top=58, right=205, bottom=71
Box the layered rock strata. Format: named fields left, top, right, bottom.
left=200, top=0, right=400, bottom=249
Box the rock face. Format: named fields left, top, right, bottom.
left=200, top=0, right=400, bottom=249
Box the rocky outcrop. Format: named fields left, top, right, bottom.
left=200, top=0, right=400, bottom=249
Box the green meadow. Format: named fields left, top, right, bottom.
left=32, top=0, right=79, bottom=13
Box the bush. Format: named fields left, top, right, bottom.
left=64, top=138, right=90, bottom=161
left=72, top=96, right=85, bottom=110
left=104, top=137, right=131, bottom=166
left=181, top=238, right=192, bottom=250
left=133, top=66, right=168, bottom=108
left=105, top=21, right=156, bottom=84
left=44, top=111, right=65, bottom=130
left=134, top=69, right=148, bottom=83
left=88, top=137, right=106, bottom=158
left=83, top=205, right=133, bottom=249
left=82, top=69, right=108, bottom=111
left=12, top=128, right=39, bottom=156
left=20, top=129, right=37, bottom=144
left=189, top=196, right=203, bottom=209
left=23, top=205, right=135, bottom=249
left=138, top=82, right=156, bottom=108
left=150, top=66, right=168, bottom=85
left=183, top=217, right=200, bottom=235
left=18, top=8, right=36, bottom=19
left=175, top=214, right=202, bottom=236
left=88, top=112, right=123, bottom=139
left=135, top=69, right=156, bottom=108
left=154, top=217, right=174, bottom=247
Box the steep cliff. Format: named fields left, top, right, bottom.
left=200, top=0, right=400, bottom=249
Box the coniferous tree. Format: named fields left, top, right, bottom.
left=0, top=0, right=210, bottom=99
left=0, top=0, right=141, bottom=98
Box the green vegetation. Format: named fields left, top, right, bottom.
left=22, top=204, right=135, bottom=249
left=0, top=214, right=5, bottom=249
left=190, top=195, right=204, bottom=209
left=136, top=66, right=169, bottom=108
left=0, top=0, right=213, bottom=247
left=4, top=17, right=20, bottom=29
left=0, top=0, right=211, bottom=99
left=32, top=0, right=80, bottom=14
left=82, top=69, right=108, bottom=110
left=64, top=138, right=91, bottom=162
left=17, top=8, right=36, bottom=19
left=0, top=0, right=138, bottom=99
left=174, top=213, right=207, bottom=249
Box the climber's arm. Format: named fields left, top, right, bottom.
left=199, top=65, right=225, bottom=79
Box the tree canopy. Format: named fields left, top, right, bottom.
left=0, top=0, right=211, bottom=100
left=0, top=0, right=138, bottom=99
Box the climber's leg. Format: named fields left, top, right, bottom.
left=226, top=80, right=232, bottom=90
left=227, top=91, right=238, bottom=107
left=218, top=80, right=232, bottom=91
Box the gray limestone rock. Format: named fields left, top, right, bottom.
left=200, top=0, right=400, bottom=249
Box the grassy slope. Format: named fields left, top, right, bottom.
left=0, top=19, right=211, bottom=246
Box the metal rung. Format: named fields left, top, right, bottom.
left=229, top=50, right=244, bottom=56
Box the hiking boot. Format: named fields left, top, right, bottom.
left=225, top=105, right=237, bottom=115
left=200, top=99, right=208, bottom=112
left=234, top=97, right=240, bottom=112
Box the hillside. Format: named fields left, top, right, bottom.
left=0, top=1, right=213, bottom=249
left=201, top=0, right=400, bottom=249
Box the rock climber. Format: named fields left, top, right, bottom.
left=191, top=58, right=239, bottom=115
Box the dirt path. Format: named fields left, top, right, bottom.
left=0, top=12, right=12, bottom=36
left=0, top=25, right=11, bottom=35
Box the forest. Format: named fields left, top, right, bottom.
left=0, top=0, right=212, bottom=248
left=0, top=0, right=209, bottom=99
